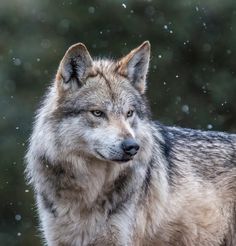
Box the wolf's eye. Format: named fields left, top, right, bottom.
left=127, top=110, right=134, bottom=118
left=91, top=110, right=104, bottom=117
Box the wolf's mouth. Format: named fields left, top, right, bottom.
left=112, top=158, right=133, bottom=163
left=95, top=150, right=132, bottom=163
left=95, top=150, right=107, bottom=159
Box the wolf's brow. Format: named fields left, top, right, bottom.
left=97, top=70, right=115, bottom=101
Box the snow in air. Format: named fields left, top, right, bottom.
left=15, top=214, right=22, bottom=221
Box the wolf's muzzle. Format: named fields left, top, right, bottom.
left=121, top=138, right=140, bottom=157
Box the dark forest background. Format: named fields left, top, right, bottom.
left=1, top=0, right=236, bottom=245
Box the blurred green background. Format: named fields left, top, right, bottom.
left=1, top=0, right=236, bottom=245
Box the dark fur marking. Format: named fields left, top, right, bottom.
left=107, top=192, right=133, bottom=217
left=97, top=70, right=115, bottom=101
left=113, top=169, right=132, bottom=194
left=62, top=108, right=85, bottom=118
left=39, top=155, right=65, bottom=175
left=153, top=123, right=172, bottom=164
left=39, top=155, right=52, bottom=167
left=221, top=205, right=236, bottom=246
left=65, top=57, right=82, bottom=86
left=159, top=140, right=171, bottom=160
left=107, top=168, right=134, bottom=216
left=41, top=192, right=58, bottom=217
left=142, top=164, right=152, bottom=194
left=39, top=155, right=75, bottom=181
left=154, top=122, right=184, bottom=184
left=51, top=98, right=85, bottom=120
left=156, top=122, right=172, bottom=159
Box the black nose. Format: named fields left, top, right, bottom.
left=121, top=138, right=140, bottom=157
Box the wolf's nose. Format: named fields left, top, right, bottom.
left=121, top=138, right=140, bottom=157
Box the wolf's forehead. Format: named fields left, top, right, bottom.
left=80, top=78, right=135, bottom=107
left=72, top=74, right=137, bottom=111
left=83, top=60, right=134, bottom=100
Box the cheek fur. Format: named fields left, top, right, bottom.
left=130, top=116, right=138, bottom=129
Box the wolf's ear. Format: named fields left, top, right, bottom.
left=117, top=41, right=150, bottom=94
left=56, top=43, right=95, bottom=91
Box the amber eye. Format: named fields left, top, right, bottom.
left=91, top=110, right=104, bottom=117
left=127, top=110, right=134, bottom=118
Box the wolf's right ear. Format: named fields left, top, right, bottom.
left=56, top=43, right=95, bottom=92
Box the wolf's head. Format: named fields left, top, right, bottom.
left=49, top=41, right=151, bottom=163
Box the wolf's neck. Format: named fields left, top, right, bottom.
left=61, top=155, right=147, bottom=208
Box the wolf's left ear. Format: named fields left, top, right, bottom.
left=117, top=41, right=150, bottom=94
left=56, top=43, right=95, bottom=91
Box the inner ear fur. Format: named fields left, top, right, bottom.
left=56, top=43, right=96, bottom=92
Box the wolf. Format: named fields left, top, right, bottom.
left=26, top=41, right=236, bottom=246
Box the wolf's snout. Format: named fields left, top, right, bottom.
left=121, top=138, right=140, bottom=157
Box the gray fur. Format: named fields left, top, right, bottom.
left=26, top=42, right=236, bottom=246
